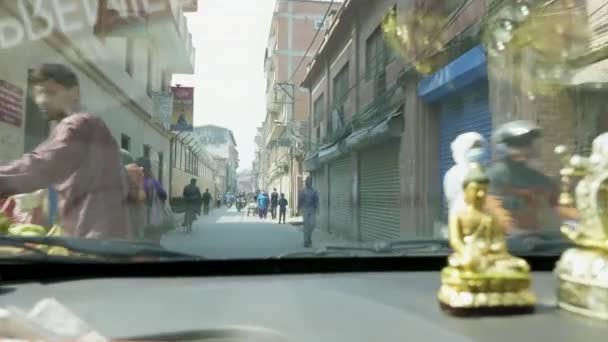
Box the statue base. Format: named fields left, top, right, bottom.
left=438, top=285, right=536, bottom=316
left=555, top=247, right=608, bottom=320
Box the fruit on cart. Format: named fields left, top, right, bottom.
left=0, top=212, right=12, bottom=234
left=46, top=224, right=63, bottom=237
left=8, top=224, right=47, bottom=236
left=47, top=246, right=70, bottom=256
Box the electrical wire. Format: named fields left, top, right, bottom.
left=287, top=0, right=336, bottom=83
left=281, top=0, right=512, bottom=149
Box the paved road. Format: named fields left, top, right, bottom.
left=161, top=207, right=308, bottom=259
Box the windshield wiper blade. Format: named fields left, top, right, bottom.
left=0, top=236, right=198, bottom=261
left=506, top=232, right=574, bottom=255
left=278, top=239, right=451, bottom=258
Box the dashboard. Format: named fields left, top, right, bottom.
left=1, top=270, right=607, bottom=341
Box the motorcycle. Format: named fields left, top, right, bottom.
left=236, top=197, right=245, bottom=212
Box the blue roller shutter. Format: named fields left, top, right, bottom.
left=438, top=82, right=492, bottom=218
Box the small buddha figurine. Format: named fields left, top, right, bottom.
left=554, top=132, right=608, bottom=320
left=448, top=163, right=530, bottom=274
left=439, top=163, right=535, bottom=315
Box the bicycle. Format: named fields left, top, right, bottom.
left=184, top=209, right=196, bottom=233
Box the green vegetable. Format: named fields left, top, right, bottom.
left=8, top=224, right=47, bottom=236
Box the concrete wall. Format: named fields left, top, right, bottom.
left=0, top=1, right=174, bottom=188
left=170, top=168, right=214, bottom=199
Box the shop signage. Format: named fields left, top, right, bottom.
left=0, top=80, right=23, bottom=127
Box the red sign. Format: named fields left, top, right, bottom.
left=182, top=0, right=198, bottom=12
left=0, top=80, right=23, bottom=127
left=170, top=86, right=194, bottom=132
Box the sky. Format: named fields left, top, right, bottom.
left=172, top=0, right=277, bottom=171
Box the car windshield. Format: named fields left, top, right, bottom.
left=0, top=0, right=603, bottom=260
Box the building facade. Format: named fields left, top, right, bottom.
left=0, top=0, right=219, bottom=202
left=169, top=132, right=217, bottom=199
left=302, top=0, right=602, bottom=241
left=261, top=0, right=342, bottom=215
left=193, top=125, right=239, bottom=193
left=302, top=0, right=405, bottom=241
left=253, top=126, right=263, bottom=191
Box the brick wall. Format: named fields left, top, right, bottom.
left=534, top=90, right=578, bottom=177
left=400, top=76, right=440, bottom=237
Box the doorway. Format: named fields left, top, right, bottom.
left=24, top=69, right=50, bottom=153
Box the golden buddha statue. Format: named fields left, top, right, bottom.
left=439, top=163, right=536, bottom=315
left=554, top=133, right=608, bottom=320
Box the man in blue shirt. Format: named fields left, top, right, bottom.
left=298, top=176, right=319, bottom=248
left=278, top=193, right=288, bottom=224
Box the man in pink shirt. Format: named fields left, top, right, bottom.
left=0, top=64, right=133, bottom=239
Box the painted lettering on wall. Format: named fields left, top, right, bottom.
left=0, top=0, right=171, bottom=49
left=0, top=79, right=24, bottom=127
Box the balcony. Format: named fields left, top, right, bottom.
left=265, top=121, right=287, bottom=148
left=148, top=0, right=196, bottom=73
left=266, top=87, right=281, bottom=114
left=97, top=0, right=196, bottom=73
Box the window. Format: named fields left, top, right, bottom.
left=313, top=94, right=324, bottom=124
left=332, top=64, right=349, bottom=125
left=146, top=46, right=153, bottom=96
left=444, top=0, right=466, bottom=16
left=365, top=26, right=392, bottom=80
left=121, top=134, right=131, bottom=151
left=125, top=38, right=134, bottom=77
left=314, top=19, right=326, bottom=30
left=161, top=70, right=170, bottom=92
left=158, top=152, right=164, bottom=185
left=143, top=144, right=151, bottom=160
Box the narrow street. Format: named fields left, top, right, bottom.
left=161, top=207, right=331, bottom=259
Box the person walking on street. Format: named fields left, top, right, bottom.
left=122, top=150, right=146, bottom=239
left=182, top=178, right=202, bottom=233
left=486, top=120, right=578, bottom=234
left=136, top=158, right=168, bottom=239
left=278, top=193, right=288, bottom=224
left=298, top=176, right=319, bottom=248
left=270, top=188, right=279, bottom=220
left=257, top=191, right=269, bottom=219
left=202, top=188, right=212, bottom=215
left=0, top=64, right=134, bottom=239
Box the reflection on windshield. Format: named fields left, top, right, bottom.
left=0, top=0, right=604, bottom=259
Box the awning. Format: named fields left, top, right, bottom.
left=418, top=45, right=487, bottom=102
left=343, top=108, right=403, bottom=151
left=303, top=152, right=320, bottom=172
left=317, top=142, right=345, bottom=165
left=568, top=58, right=608, bottom=87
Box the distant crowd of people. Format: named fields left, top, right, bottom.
left=251, top=179, right=318, bottom=248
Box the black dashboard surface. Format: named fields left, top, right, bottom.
left=1, top=271, right=607, bottom=341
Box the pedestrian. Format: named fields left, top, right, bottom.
left=122, top=150, right=146, bottom=239
left=0, top=64, right=134, bottom=239
left=443, top=132, right=487, bottom=216
left=487, top=120, right=578, bottom=234
left=257, top=191, right=269, bottom=219
left=278, top=193, right=288, bottom=224
left=136, top=158, right=168, bottom=237
left=270, top=188, right=279, bottom=220
left=298, top=176, right=319, bottom=248
left=202, top=188, right=212, bottom=215
left=182, top=178, right=202, bottom=233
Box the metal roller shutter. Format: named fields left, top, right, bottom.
left=438, top=82, right=492, bottom=217
left=313, top=168, right=329, bottom=232
left=359, top=143, right=400, bottom=241
left=329, top=157, right=352, bottom=237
